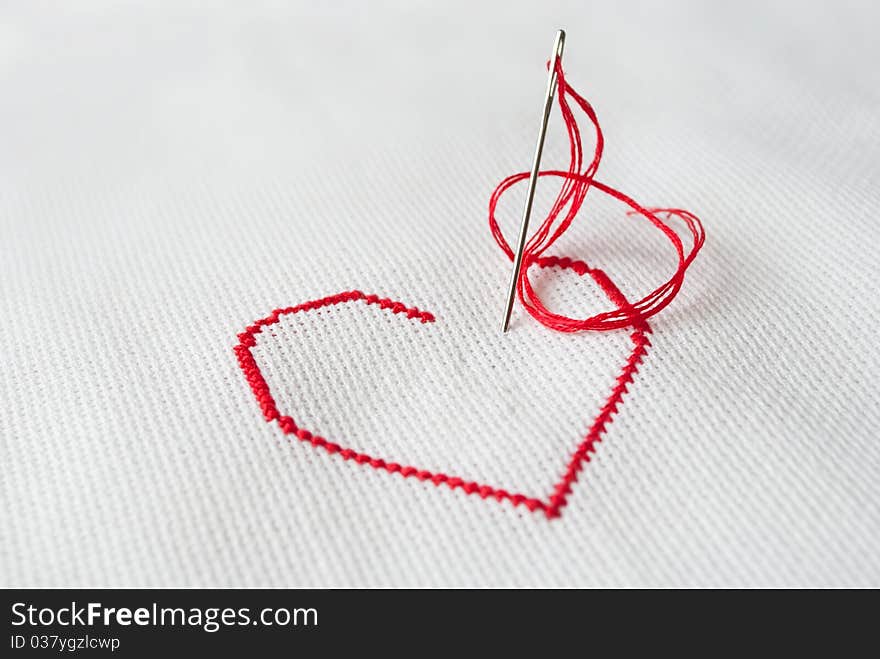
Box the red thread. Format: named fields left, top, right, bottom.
left=489, top=60, right=705, bottom=332
left=234, top=259, right=649, bottom=519
left=232, top=61, right=700, bottom=516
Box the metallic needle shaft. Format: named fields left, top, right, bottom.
left=501, top=29, right=566, bottom=333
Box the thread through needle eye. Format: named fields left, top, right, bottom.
left=500, top=29, right=566, bottom=333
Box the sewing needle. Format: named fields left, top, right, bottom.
left=501, top=29, right=566, bottom=333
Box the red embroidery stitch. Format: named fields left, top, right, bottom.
left=234, top=257, right=649, bottom=519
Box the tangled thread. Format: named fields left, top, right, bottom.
left=489, top=60, right=705, bottom=332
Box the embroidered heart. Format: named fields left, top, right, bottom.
left=234, top=257, right=650, bottom=518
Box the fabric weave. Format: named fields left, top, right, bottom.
left=1, top=0, right=878, bottom=586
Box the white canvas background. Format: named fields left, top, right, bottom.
left=1, top=0, right=878, bottom=586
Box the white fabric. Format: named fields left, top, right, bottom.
left=2, top=0, right=879, bottom=587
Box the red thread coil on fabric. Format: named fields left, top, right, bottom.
left=489, top=60, right=705, bottom=332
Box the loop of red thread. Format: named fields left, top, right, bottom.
left=489, top=61, right=705, bottom=332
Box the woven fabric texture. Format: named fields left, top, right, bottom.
left=1, top=0, right=879, bottom=587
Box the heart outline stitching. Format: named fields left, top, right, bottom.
left=234, top=256, right=650, bottom=518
